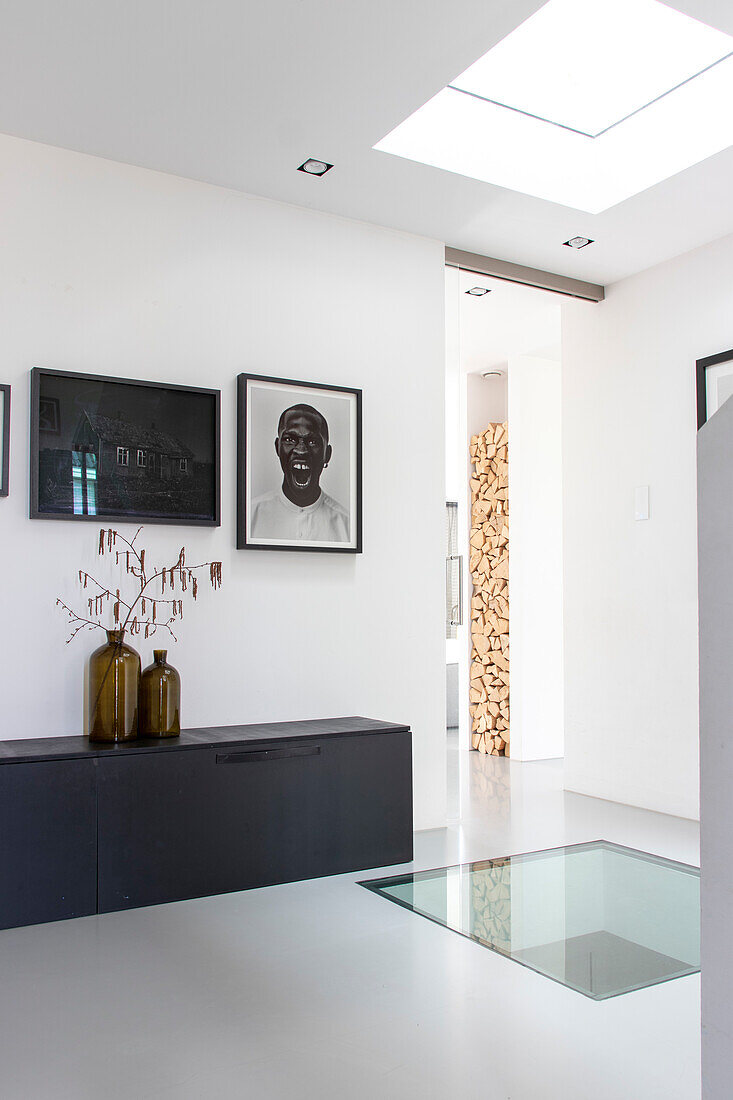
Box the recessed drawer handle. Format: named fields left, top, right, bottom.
left=216, top=745, right=321, bottom=764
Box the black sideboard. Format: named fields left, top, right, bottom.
left=0, top=717, right=413, bottom=930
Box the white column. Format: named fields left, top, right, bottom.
left=507, top=354, right=564, bottom=760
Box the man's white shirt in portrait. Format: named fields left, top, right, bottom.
left=250, top=487, right=350, bottom=542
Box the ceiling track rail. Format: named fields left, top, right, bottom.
left=445, top=246, right=604, bottom=302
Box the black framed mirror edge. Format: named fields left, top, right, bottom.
left=0, top=383, right=10, bottom=497
left=696, top=348, right=733, bottom=430
left=29, top=366, right=221, bottom=527
left=236, top=371, right=363, bottom=554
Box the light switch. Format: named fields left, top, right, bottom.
left=634, top=485, right=650, bottom=521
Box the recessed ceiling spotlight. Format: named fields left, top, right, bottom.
left=482, top=370, right=504, bottom=378
left=466, top=286, right=491, bottom=295
left=564, top=236, right=594, bottom=249
left=297, top=159, right=334, bottom=177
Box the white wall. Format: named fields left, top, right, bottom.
left=466, top=372, right=507, bottom=435
left=0, top=133, right=447, bottom=830
left=445, top=266, right=461, bottom=504
left=561, top=230, right=733, bottom=819
left=508, top=354, right=564, bottom=761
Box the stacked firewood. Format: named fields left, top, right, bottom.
left=470, top=859, right=511, bottom=950
left=469, top=422, right=509, bottom=755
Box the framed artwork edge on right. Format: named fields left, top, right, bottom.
left=0, top=383, right=10, bottom=497
left=696, top=348, right=733, bottom=430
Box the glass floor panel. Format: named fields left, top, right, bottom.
left=360, top=841, right=700, bottom=999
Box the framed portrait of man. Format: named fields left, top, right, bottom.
left=237, top=373, right=362, bottom=553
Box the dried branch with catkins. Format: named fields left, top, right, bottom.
left=57, top=527, right=223, bottom=644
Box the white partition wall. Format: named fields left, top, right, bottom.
left=507, top=354, right=564, bottom=760
left=698, top=395, right=733, bottom=1098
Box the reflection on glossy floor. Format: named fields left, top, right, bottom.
left=0, top=745, right=700, bottom=1099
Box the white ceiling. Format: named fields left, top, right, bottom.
left=456, top=271, right=561, bottom=375
left=1, top=0, right=733, bottom=285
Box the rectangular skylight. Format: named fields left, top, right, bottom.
left=452, top=0, right=732, bottom=137
left=375, top=0, right=733, bottom=213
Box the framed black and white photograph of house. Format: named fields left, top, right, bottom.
left=697, top=348, right=733, bottom=429
left=30, top=367, right=220, bottom=525
left=0, top=384, right=10, bottom=497
left=237, top=373, right=362, bottom=553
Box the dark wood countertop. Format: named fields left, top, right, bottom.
left=0, top=717, right=410, bottom=765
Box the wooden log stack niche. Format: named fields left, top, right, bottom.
left=469, top=422, right=509, bottom=756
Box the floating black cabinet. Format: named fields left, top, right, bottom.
left=0, top=759, right=97, bottom=930
left=305, top=732, right=413, bottom=876
left=97, top=748, right=222, bottom=912
left=0, top=718, right=413, bottom=928
left=209, top=732, right=413, bottom=888
left=209, top=741, right=337, bottom=892
left=97, top=730, right=413, bottom=912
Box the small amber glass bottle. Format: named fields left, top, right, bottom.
left=139, top=650, right=181, bottom=737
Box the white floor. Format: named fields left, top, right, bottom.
left=0, top=744, right=700, bottom=1100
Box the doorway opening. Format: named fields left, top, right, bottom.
left=445, top=265, right=564, bottom=820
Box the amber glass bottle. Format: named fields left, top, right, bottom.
left=88, top=629, right=141, bottom=742
left=139, top=650, right=181, bottom=737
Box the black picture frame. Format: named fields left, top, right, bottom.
left=0, top=384, right=10, bottom=498
left=696, top=348, right=733, bottom=429
left=237, top=372, right=362, bottom=553
left=30, top=367, right=221, bottom=526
